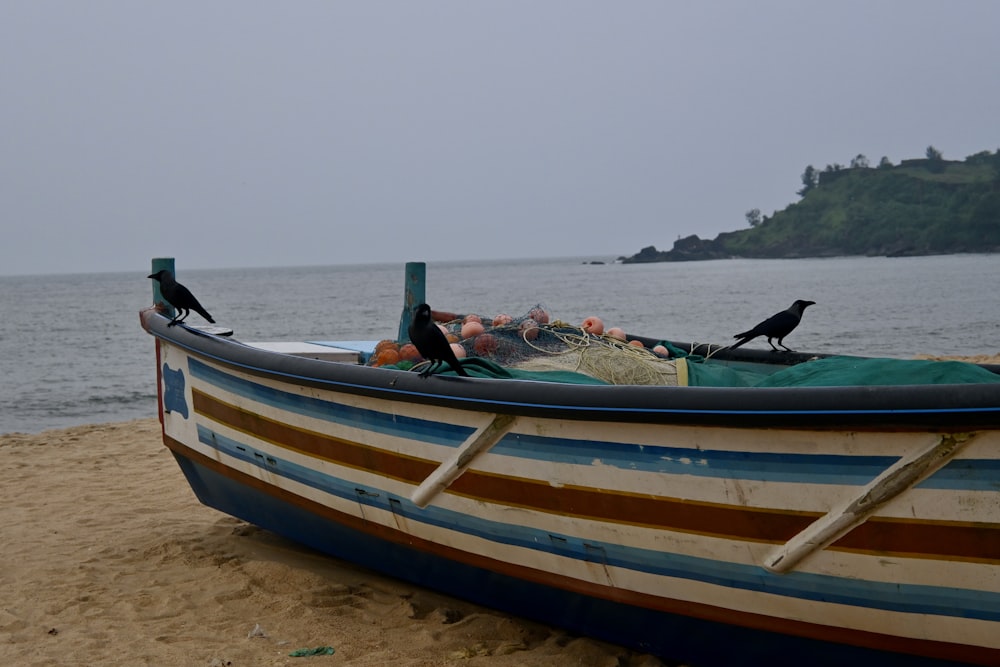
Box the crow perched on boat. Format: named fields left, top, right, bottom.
left=729, top=299, right=815, bottom=352
left=408, top=303, right=468, bottom=377
left=147, top=269, right=215, bottom=327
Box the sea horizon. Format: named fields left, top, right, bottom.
left=0, top=252, right=625, bottom=280
left=7, top=249, right=1000, bottom=279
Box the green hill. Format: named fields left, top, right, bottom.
left=622, top=149, right=1000, bottom=262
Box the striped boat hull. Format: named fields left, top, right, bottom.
left=143, top=311, right=1000, bottom=666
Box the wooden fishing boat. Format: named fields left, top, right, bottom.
left=140, top=265, right=1000, bottom=667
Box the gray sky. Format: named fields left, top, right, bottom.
left=2, top=1, right=998, bottom=276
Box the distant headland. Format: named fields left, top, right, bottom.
left=620, top=147, right=1000, bottom=263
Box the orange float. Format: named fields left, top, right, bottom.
left=461, top=320, right=485, bottom=339
left=373, top=348, right=400, bottom=367
left=529, top=307, right=550, bottom=324
left=473, top=333, right=498, bottom=356
left=399, top=343, right=421, bottom=361
left=581, top=316, right=604, bottom=335
left=519, top=318, right=539, bottom=341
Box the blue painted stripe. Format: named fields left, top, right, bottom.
left=495, top=433, right=896, bottom=486
left=189, top=357, right=475, bottom=447
left=918, top=459, right=1000, bottom=491
left=499, top=434, right=1000, bottom=490
left=197, top=425, right=1000, bottom=623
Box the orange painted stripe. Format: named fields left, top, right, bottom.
left=162, top=433, right=1000, bottom=667
left=192, top=389, right=1000, bottom=562
left=834, top=517, right=1000, bottom=564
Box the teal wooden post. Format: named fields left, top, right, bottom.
left=398, top=262, right=426, bottom=342
left=151, top=257, right=176, bottom=318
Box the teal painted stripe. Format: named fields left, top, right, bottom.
left=189, top=357, right=475, bottom=447
left=196, top=424, right=1000, bottom=624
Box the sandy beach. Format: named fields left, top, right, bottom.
left=0, top=418, right=667, bottom=667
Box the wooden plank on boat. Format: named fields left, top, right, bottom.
left=411, top=413, right=518, bottom=508
left=764, top=431, right=976, bottom=573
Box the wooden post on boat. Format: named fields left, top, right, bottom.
left=151, top=257, right=176, bottom=318
left=398, top=261, right=426, bottom=343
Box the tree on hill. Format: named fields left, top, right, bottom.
left=926, top=145, right=945, bottom=173
left=797, top=165, right=818, bottom=197
left=850, top=154, right=870, bottom=169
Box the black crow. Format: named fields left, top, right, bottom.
left=147, top=269, right=215, bottom=327
left=730, top=300, right=815, bottom=352
left=407, top=303, right=468, bottom=376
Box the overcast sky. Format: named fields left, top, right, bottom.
left=2, top=1, right=998, bottom=276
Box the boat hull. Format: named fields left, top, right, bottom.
left=168, top=442, right=979, bottom=667
left=142, top=311, right=1000, bottom=666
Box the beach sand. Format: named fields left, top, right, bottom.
left=0, top=419, right=668, bottom=667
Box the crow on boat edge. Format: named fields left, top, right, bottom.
left=729, top=300, right=815, bottom=352
left=148, top=269, right=215, bottom=327
left=408, top=303, right=469, bottom=376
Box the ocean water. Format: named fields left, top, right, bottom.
left=2, top=254, right=999, bottom=435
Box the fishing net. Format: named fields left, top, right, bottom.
left=369, top=304, right=1000, bottom=388
left=484, top=324, right=680, bottom=385
left=372, top=304, right=682, bottom=386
